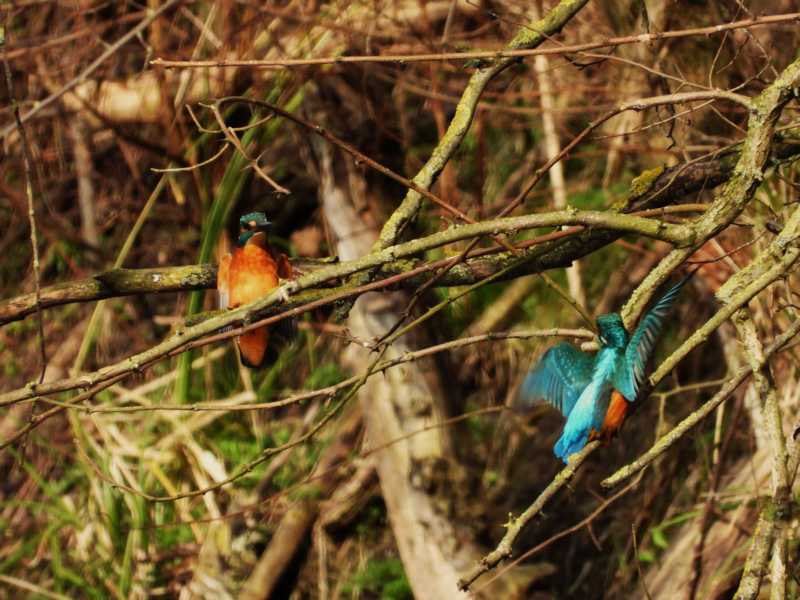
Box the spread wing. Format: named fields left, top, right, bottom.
left=217, top=253, right=231, bottom=310
left=614, top=277, right=687, bottom=401
left=516, top=343, right=595, bottom=417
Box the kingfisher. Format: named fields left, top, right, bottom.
left=516, top=276, right=688, bottom=463
left=217, top=212, right=294, bottom=368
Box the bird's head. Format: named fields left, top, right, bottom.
left=238, top=212, right=271, bottom=245
left=595, top=313, right=628, bottom=348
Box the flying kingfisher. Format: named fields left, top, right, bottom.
left=217, top=212, right=294, bottom=368
left=516, top=276, right=687, bottom=463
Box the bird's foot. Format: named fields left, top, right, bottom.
left=588, top=426, right=617, bottom=446
left=277, top=280, right=298, bottom=303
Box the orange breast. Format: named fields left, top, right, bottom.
left=228, top=244, right=280, bottom=308
left=602, top=390, right=629, bottom=434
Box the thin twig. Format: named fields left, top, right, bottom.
left=498, top=90, right=749, bottom=220
left=633, top=523, right=655, bottom=600
left=474, top=474, right=642, bottom=594
left=457, top=441, right=601, bottom=590
left=215, top=97, right=517, bottom=253
left=602, top=317, right=800, bottom=488
left=3, top=19, right=46, bottom=383
left=150, top=13, right=800, bottom=70
left=0, top=0, right=184, bottom=140
left=206, top=101, right=290, bottom=195
left=37, top=329, right=593, bottom=415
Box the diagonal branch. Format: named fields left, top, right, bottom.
left=457, top=441, right=601, bottom=590
left=3, top=131, right=799, bottom=327
left=0, top=207, right=685, bottom=408
left=621, top=55, right=800, bottom=324
left=0, top=0, right=184, bottom=140
left=458, top=52, right=800, bottom=593
left=601, top=317, right=800, bottom=489
left=604, top=191, right=800, bottom=489
left=374, top=0, right=591, bottom=249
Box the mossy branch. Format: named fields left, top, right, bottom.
left=729, top=311, right=790, bottom=600
left=601, top=203, right=800, bottom=485
left=374, top=0, right=591, bottom=249
left=621, top=56, right=800, bottom=325
left=459, top=53, right=800, bottom=594
left=0, top=208, right=687, bottom=326
left=601, top=317, right=800, bottom=488
left=0, top=206, right=684, bottom=408
left=4, top=131, right=799, bottom=326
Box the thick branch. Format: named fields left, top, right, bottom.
left=0, top=264, right=216, bottom=326
left=649, top=194, right=800, bottom=387
left=603, top=203, right=800, bottom=487
left=7, top=131, right=800, bottom=327
left=720, top=222, right=795, bottom=600
left=621, top=55, right=800, bottom=323
left=460, top=55, right=800, bottom=593
left=730, top=311, right=790, bottom=600
left=0, top=208, right=685, bottom=326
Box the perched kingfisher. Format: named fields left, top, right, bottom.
left=516, top=277, right=687, bottom=463
left=217, top=212, right=294, bottom=368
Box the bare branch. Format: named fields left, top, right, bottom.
left=150, top=13, right=800, bottom=70
left=3, top=19, right=46, bottom=382
left=0, top=0, right=184, bottom=140
left=457, top=441, right=601, bottom=590
left=602, top=318, right=800, bottom=488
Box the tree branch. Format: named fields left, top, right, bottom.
left=458, top=53, right=800, bottom=593
left=373, top=0, right=592, bottom=250
left=0, top=207, right=687, bottom=326
left=457, top=441, right=601, bottom=590
left=6, top=132, right=799, bottom=327
left=150, top=13, right=800, bottom=70
left=0, top=0, right=184, bottom=140
left=601, top=317, right=800, bottom=488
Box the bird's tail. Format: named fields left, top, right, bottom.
left=238, top=326, right=270, bottom=369
left=553, top=430, right=587, bottom=463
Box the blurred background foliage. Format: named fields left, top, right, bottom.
left=0, top=1, right=798, bottom=598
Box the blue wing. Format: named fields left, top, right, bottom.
left=613, top=277, right=687, bottom=401
left=516, top=343, right=594, bottom=417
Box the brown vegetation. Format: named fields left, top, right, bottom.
left=1, top=1, right=799, bottom=599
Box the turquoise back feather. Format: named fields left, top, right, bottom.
left=554, top=347, right=619, bottom=461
